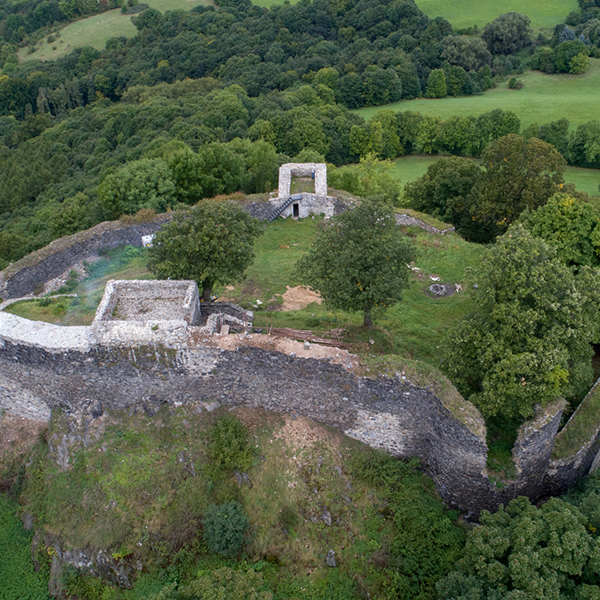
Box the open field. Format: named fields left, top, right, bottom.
left=390, top=156, right=600, bottom=197
left=355, top=60, right=600, bottom=130
left=414, top=0, right=578, bottom=30
left=19, top=0, right=212, bottom=62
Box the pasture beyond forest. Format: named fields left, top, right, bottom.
left=18, top=0, right=213, bottom=62
left=5, top=215, right=482, bottom=365
left=414, top=0, right=578, bottom=30
left=389, top=157, right=600, bottom=198
left=356, top=59, right=600, bottom=130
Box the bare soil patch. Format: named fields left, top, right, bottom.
left=282, top=285, right=322, bottom=311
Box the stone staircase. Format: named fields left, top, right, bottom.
left=266, top=194, right=302, bottom=222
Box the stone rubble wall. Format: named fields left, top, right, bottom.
left=0, top=312, right=593, bottom=518
left=545, top=383, right=600, bottom=495
left=202, top=301, right=253, bottom=325
left=0, top=216, right=172, bottom=300
left=396, top=213, right=456, bottom=235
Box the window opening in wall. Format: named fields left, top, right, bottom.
left=293, top=203, right=299, bottom=218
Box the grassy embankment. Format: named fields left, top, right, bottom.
left=355, top=59, right=600, bottom=130
left=389, top=156, right=600, bottom=197
left=16, top=407, right=464, bottom=599
left=18, top=0, right=213, bottom=63
left=414, top=0, right=577, bottom=30
left=6, top=216, right=482, bottom=366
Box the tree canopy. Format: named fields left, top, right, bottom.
left=438, top=496, right=600, bottom=600
left=443, top=225, right=600, bottom=420
left=147, top=200, right=263, bottom=300
left=404, top=156, right=482, bottom=239
left=295, top=200, right=415, bottom=327
left=519, top=193, right=600, bottom=269
left=470, top=134, right=566, bottom=237
left=482, top=12, right=532, bottom=55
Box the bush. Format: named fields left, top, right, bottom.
left=507, top=77, right=523, bottom=89
left=570, top=52, right=589, bottom=73
left=203, top=501, right=249, bottom=557
left=207, top=415, right=254, bottom=473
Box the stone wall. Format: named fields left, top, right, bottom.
left=94, top=280, right=201, bottom=325
left=278, top=163, right=328, bottom=199
left=270, top=192, right=337, bottom=219
left=0, top=216, right=172, bottom=300
left=1, top=312, right=595, bottom=518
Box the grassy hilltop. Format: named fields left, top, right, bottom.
left=18, top=0, right=213, bottom=63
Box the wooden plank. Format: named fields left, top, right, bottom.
left=268, top=327, right=350, bottom=348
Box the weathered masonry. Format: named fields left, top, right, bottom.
left=271, top=163, right=337, bottom=219
left=2, top=305, right=600, bottom=519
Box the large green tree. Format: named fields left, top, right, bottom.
left=443, top=225, right=600, bottom=420
left=519, top=193, right=600, bottom=268
left=147, top=200, right=263, bottom=301
left=482, top=12, right=532, bottom=55
left=99, top=158, right=177, bottom=216
left=470, top=134, right=566, bottom=238
left=404, top=156, right=482, bottom=238
left=438, top=496, right=600, bottom=600
left=295, top=200, right=415, bottom=327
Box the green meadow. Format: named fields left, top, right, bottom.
left=389, top=156, right=600, bottom=197
left=6, top=217, right=482, bottom=366
left=19, top=0, right=212, bottom=62
left=414, top=0, right=578, bottom=30
left=355, top=59, right=600, bottom=130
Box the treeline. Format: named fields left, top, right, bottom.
left=350, top=109, right=600, bottom=170
left=0, top=75, right=533, bottom=269
left=0, top=0, right=530, bottom=120
left=3, top=70, right=600, bottom=269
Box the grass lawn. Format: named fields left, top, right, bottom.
left=414, top=0, right=577, bottom=30
left=221, top=217, right=482, bottom=365
left=18, top=0, right=212, bottom=62
left=354, top=60, right=600, bottom=130
left=6, top=218, right=482, bottom=366
left=5, top=246, right=152, bottom=325
left=389, top=155, right=600, bottom=197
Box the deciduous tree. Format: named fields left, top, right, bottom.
left=99, top=158, right=176, bottom=216
left=147, top=200, right=263, bottom=301
left=404, top=157, right=482, bottom=239
left=295, top=200, right=415, bottom=327
left=482, top=12, right=532, bottom=55
left=438, top=497, right=600, bottom=600
left=443, top=225, right=600, bottom=420
left=470, top=134, right=566, bottom=235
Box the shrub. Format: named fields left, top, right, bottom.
left=203, top=501, right=249, bottom=557
left=507, top=77, right=523, bottom=89
left=570, top=52, right=589, bottom=73
left=207, top=415, right=254, bottom=473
